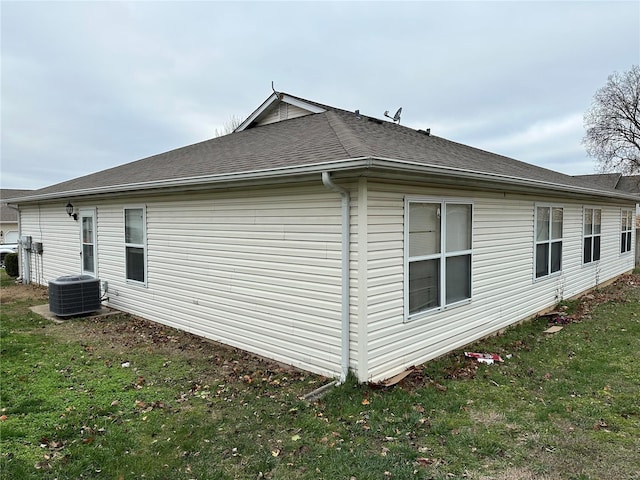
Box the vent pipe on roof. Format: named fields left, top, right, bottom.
left=321, top=171, right=350, bottom=383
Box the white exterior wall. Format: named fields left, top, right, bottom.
left=19, top=204, right=82, bottom=285
left=362, top=181, right=636, bottom=382
left=19, top=185, right=345, bottom=378
left=17, top=178, right=636, bottom=384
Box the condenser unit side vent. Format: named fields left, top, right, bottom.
left=49, top=275, right=101, bottom=316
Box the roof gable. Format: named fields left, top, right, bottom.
left=235, top=92, right=326, bottom=132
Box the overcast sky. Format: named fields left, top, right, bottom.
left=1, top=1, right=639, bottom=191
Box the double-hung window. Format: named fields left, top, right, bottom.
left=124, top=207, right=146, bottom=284
left=405, top=198, right=472, bottom=320
left=535, top=205, right=563, bottom=278
left=80, top=209, right=97, bottom=276
left=621, top=209, right=634, bottom=254
left=583, top=208, right=601, bottom=264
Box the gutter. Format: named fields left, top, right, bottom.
left=321, top=171, right=350, bottom=383
left=7, top=157, right=639, bottom=205
left=366, top=157, right=640, bottom=203
left=7, top=158, right=372, bottom=204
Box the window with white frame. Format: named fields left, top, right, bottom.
left=535, top=206, right=563, bottom=278
left=124, top=207, right=146, bottom=284
left=405, top=198, right=472, bottom=319
left=583, top=207, right=601, bottom=264
left=621, top=208, right=634, bottom=254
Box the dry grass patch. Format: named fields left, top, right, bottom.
left=480, top=467, right=555, bottom=480
left=469, top=409, right=507, bottom=427
left=0, top=283, right=48, bottom=304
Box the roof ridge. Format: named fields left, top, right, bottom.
left=612, top=172, right=623, bottom=189
left=323, top=110, right=372, bottom=158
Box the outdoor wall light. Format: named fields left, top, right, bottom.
left=65, top=202, right=78, bottom=221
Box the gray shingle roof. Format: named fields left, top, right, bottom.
left=616, top=175, right=640, bottom=194
left=1, top=189, right=33, bottom=221
left=574, top=174, right=640, bottom=195
left=10, top=94, right=640, bottom=202
left=573, top=173, right=622, bottom=190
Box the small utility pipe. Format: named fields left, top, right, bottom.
left=321, top=171, right=350, bottom=383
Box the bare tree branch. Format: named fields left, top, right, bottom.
left=583, top=65, right=640, bottom=175
left=214, top=115, right=243, bottom=138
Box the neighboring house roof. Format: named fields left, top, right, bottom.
left=614, top=175, right=640, bottom=228
left=615, top=175, right=640, bottom=194
left=574, top=173, right=640, bottom=196
left=573, top=173, right=623, bottom=191
left=1, top=189, right=33, bottom=222
left=8, top=93, right=640, bottom=204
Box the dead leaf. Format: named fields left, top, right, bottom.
left=361, top=398, right=370, bottom=405
left=34, top=460, right=51, bottom=470
left=594, top=419, right=608, bottom=430
left=543, top=326, right=563, bottom=334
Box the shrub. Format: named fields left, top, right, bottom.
left=4, top=252, right=19, bottom=277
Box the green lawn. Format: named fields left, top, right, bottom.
left=1, top=270, right=639, bottom=480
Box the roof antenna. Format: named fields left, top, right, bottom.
left=271, top=81, right=282, bottom=99
left=384, top=107, right=402, bottom=124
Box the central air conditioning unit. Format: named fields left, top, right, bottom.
left=49, top=275, right=101, bottom=316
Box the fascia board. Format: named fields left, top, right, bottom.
left=367, top=158, right=640, bottom=203
left=279, top=94, right=326, bottom=114
left=234, top=92, right=279, bottom=132
left=10, top=157, right=639, bottom=205
left=8, top=158, right=373, bottom=204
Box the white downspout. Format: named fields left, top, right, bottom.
left=322, top=171, right=350, bottom=383
left=8, top=204, right=30, bottom=284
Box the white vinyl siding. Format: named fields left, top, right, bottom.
left=18, top=185, right=345, bottom=378
left=15, top=178, right=637, bottom=384
left=256, top=104, right=313, bottom=126
left=140, top=187, right=343, bottom=377
left=18, top=204, right=82, bottom=285
left=363, top=182, right=635, bottom=382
